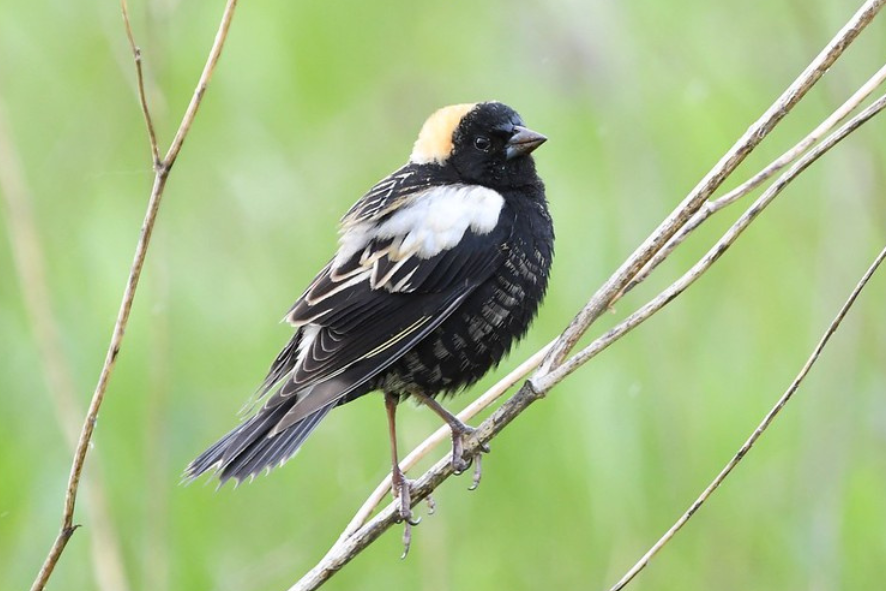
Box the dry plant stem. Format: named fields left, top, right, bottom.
left=537, top=92, right=886, bottom=392
left=339, top=342, right=553, bottom=540
left=610, top=243, right=886, bottom=591
left=122, top=0, right=161, bottom=168
left=0, top=103, right=131, bottom=591
left=538, top=0, right=886, bottom=377
left=29, top=164, right=169, bottom=591
left=29, top=2, right=239, bottom=590
left=623, top=61, right=886, bottom=296
left=289, top=88, right=886, bottom=591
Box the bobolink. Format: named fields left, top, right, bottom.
left=187, top=101, right=553, bottom=547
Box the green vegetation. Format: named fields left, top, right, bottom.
left=1, top=1, right=884, bottom=589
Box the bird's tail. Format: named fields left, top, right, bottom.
left=184, top=401, right=333, bottom=485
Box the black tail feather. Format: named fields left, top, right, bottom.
left=237, top=334, right=302, bottom=419
left=185, top=402, right=333, bottom=485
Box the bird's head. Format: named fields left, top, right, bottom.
left=410, top=101, right=547, bottom=189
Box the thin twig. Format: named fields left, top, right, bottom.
left=609, top=242, right=886, bottom=591
left=536, top=92, right=886, bottom=392
left=163, top=1, right=237, bottom=171
left=338, top=342, right=553, bottom=540
left=622, top=62, right=886, bottom=296
left=122, top=0, right=161, bottom=169
left=29, top=2, right=239, bottom=589
left=0, top=100, right=132, bottom=591
left=288, top=65, right=886, bottom=591
left=537, top=0, right=885, bottom=378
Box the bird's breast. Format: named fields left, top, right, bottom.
left=377, top=197, right=553, bottom=398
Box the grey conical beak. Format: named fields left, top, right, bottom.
left=505, top=126, right=547, bottom=160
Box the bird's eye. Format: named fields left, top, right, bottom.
left=473, top=136, right=491, bottom=152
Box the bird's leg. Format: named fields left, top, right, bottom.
left=384, top=392, right=419, bottom=557
left=412, top=392, right=489, bottom=489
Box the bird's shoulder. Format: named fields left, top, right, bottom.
left=339, top=162, right=460, bottom=228
left=285, top=164, right=515, bottom=327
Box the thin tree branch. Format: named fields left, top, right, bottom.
left=536, top=92, right=886, bottom=392
left=29, top=2, right=239, bottom=589
left=122, top=0, right=161, bottom=169
left=621, top=62, right=886, bottom=297
left=0, top=100, right=132, bottom=591
left=537, top=0, right=885, bottom=377
left=609, top=242, right=886, bottom=591
left=162, top=1, right=237, bottom=172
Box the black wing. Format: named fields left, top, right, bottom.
left=265, top=218, right=511, bottom=433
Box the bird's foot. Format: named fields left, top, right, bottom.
left=391, top=467, right=420, bottom=558
left=411, top=391, right=490, bottom=490
left=449, top=423, right=490, bottom=490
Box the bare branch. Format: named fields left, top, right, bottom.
left=0, top=100, right=132, bottom=591
left=163, top=0, right=238, bottom=172
left=536, top=92, right=886, bottom=392
left=121, top=0, right=161, bottom=169
left=29, top=2, right=239, bottom=589
left=609, top=242, right=886, bottom=591
left=537, top=0, right=886, bottom=377
left=622, top=62, right=886, bottom=296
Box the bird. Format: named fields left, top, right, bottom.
left=186, top=101, right=553, bottom=552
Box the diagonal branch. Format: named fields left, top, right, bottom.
left=609, top=241, right=886, bottom=591
left=0, top=99, right=132, bottom=591
left=122, top=0, right=160, bottom=169
left=621, top=62, right=886, bottom=297
left=537, top=0, right=886, bottom=377
left=533, top=91, right=886, bottom=389
left=29, top=2, right=239, bottom=590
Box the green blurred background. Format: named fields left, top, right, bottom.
left=1, top=0, right=885, bottom=589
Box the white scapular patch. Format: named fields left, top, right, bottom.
left=409, top=103, right=476, bottom=164
left=334, top=184, right=504, bottom=267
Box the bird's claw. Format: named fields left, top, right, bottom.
left=426, top=494, right=437, bottom=515
left=449, top=425, right=490, bottom=489
left=392, top=470, right=419, bottom=558
left=468, top=453, right=482, bottom=491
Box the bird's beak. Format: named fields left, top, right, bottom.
left=505, top=126, right=547, bottom=160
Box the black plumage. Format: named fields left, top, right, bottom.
left=187, top=101, right=553, bottom=547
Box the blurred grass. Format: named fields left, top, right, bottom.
left=1, top=0, right=885, bottom=590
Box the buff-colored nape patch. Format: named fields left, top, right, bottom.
left=409, top=103, right=477, bottom=164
